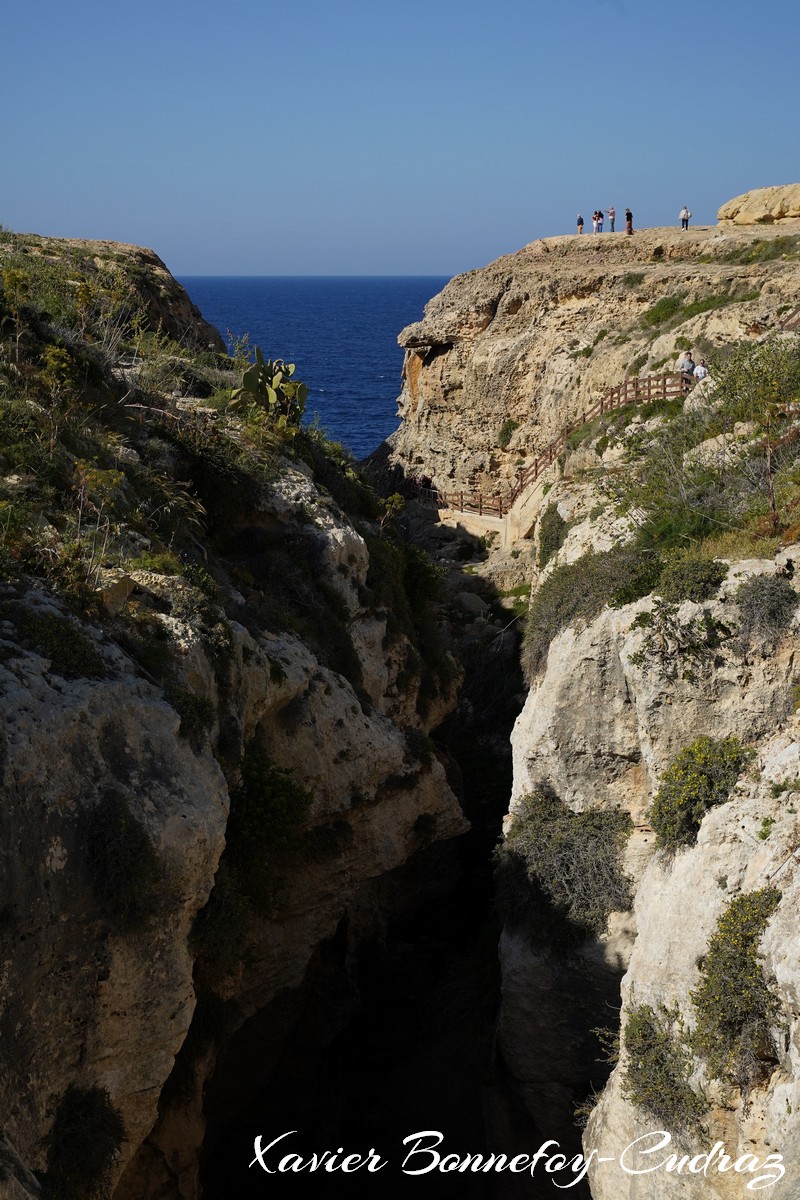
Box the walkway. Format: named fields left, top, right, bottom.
left=409, top=371, right=692, bottom=545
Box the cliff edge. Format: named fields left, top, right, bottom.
left=382, top=194, right=800, bottom=499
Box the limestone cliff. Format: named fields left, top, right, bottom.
left=479, top=228, right=800, bottom=1194
left=383, top=219, right=800, bottom=497
left=0, top=238, right=468, bottom=1200
left=381, top=191, right=800, bottom=1196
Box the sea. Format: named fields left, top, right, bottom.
left=178, top=276, right=450, bottom=461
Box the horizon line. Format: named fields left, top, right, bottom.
left=176, top=272, right=454, bottom=279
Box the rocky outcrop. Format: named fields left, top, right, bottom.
left=0, top=590, right=229, bottom=1189
left=0, top=244, right=468, bottom=1197
left=0, top=234, right=226, bottom=353
left=585, top=739, right=800, bottom=1199
left=0, top=447, right=467, bottom=1198
left=718, top=184, right=800, bottom=225
left=500, top=543, right=800, bottom=1195
left=382, top=222, right=800, bottom=497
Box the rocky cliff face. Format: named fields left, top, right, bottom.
left=0, top=240, right=469, bottom=1199
left=383, top=220, right=800, bottom=496
left=377, top=192, right=800, bottom=1197
left=503, top=541, right=800, bottom=1165
left=465, top=206, right=800, bottom=1195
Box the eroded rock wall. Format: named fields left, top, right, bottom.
left=502, top=546, right=800, bottom=1197
left=0, top=452, right=466, bottom=1200
left=383, top=223, right=800, bottom=496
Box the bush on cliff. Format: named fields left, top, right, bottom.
left=536, top=502, right=568, bottom=569
left=622, top=1003, right=708, bottom=1140
left=656, top=557, right=727, bottom=603
left=83, top=790, right=163, bottom=932
left=494, top=787, right=633, bottom=950
left=691, top=888, right=783, bottom=1092
left=735, top=573, right=799, bottom=646
left=498, top=417, right=519, bottom=449
left=648, top=735, right=753, bottom=850
left=522, top=542, right=661, bottom=679
left=225, top=744, right=313, bottom=911
left=43, top=1083, right=125, bottom=1200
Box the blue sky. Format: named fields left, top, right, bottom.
left=4, top=0, right=797, bottom=275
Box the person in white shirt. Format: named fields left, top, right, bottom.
left=694, top=359, right=709, bottom=381
left=679, top=206, right=692, bottom=230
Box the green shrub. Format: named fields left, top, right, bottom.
left=691, top=889, right=782, bottom=1091
left=166, top=685, right=215, bottom=751
left=681, top=293, right=735, bottom=321
left=189, top=860, right=253, bottom=977
left=622, top=272, right=645, bottom=289
left=622, top=1004, right=708, bottom=1140
left=0, top=603, right=107, bottom=679
left=494, top=788, right=632, bottom=950
left=537, top=503, right=568, bottom=568
left=718, top=236, right=799, bottom=265
left=225, top=746, right=313, bottom=911
left=83, top=790, right=163, bottom=931
left=649, top=735, right=753, bottom=849
left=498, top=418, right=520, bottom=449
left=522, top=543, right=661, bottom=678
left=128, top=549, right=183, bottom=575
left=43, top=1084, right=125, bottom=1200
left=736, top=574, right=798, bottom=644
left=642, top=294, right=684, bottom=327
left=657, top=557, right=727, bottom=603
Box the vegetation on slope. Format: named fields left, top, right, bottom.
left=494, top=786, right=633, bottom=950
left=521, top=335, right=800, bottom=680
left=0, top=233, right=453, bottom=978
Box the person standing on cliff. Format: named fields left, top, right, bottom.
left=577, top=213, right=584, bottom=234
left=597, top=209, right=604, bottom=233
left=679, top=205, right=692, bottom=230
left=607, top=206, right=616, bottom=232
left=591, top=211, right=599, bottom=234
left=625, top=208, right=633, bottom=235
left=679, top=350, right=696, bottom=388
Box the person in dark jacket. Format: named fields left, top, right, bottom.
left=625, top=208, right=633, bottom=235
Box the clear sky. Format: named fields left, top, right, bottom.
left=4, top=0, right=798, bottom=276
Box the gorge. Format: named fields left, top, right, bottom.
left=2, top=183, right=800, bottom=1200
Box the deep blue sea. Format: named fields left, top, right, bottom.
left=178, top=277, right=449, bottom=460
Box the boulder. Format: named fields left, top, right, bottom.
left=718, top=183, right=800, bottom=225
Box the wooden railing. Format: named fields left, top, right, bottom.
left=409, top=372, right=693, bottom=518
left=781, top=305, right=800, bottom=332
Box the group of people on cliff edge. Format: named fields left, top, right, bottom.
left=576, top=208, right=633, bottom=235
left=576, top=206, right=695, bottom=236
